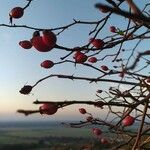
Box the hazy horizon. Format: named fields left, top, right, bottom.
left=0, top=0, right=149, bottom=122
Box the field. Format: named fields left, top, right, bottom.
left=0, top=121, right=149, bottom=150
left=0, top=121, right=113, bottom=150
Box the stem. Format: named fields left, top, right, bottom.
left=17, top=109, right=39, bottom=116
left=32, top=74, right=142, bottom=88
left=33, top=100, right=134, bottom=108
left=132, top=99, right=149, bottom=149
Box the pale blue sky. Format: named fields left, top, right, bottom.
left=0, top=0, right=149, bottom=121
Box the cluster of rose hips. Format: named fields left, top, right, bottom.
left=11, top=5, right=136, bottom=147
left=79, top=108, right=109, bottom=144
left=10, top=6, right=125, bottom=79
left=72, top=36, right=126, bottom=78
left=19, top=30, right=56, bottom=68
left=18, top=29, right=57, bottom=53
left=79, top=108, right=135, bottom=144
left=94, top=5, right=118, bottom=34
left=9, top=6, right=56, bottom=69
left=96, top=3, right=130, bottom=77
left=73, top=46, right=109, bottom=74
left=72, top=37, right=105, bottom=64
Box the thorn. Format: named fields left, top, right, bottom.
left=9, top=15, right=13, bottom=25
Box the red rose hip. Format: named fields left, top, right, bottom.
left=122, top=115, right=135, bottom=126
left=101, top=65, right=109, bottom=71
left=31, top=31, right=52, bottom=52
left=100, top=138, right=109, bottom=144
left=110, top=26, right=117, bottom=33
left=92, top=128, right=102, bottom=136
left=9, top=7, right=24, bottom=19
left=119, top=72, right=125, bottom=78
left=19, top=40, right=32, bottom=49
left=73, top=51, right=82, bottom=59
left=88, top=57, right=97, bottom=63
left=40, top=60, right=54, bottom=69
left=79, top=108, right=86, bottom=114
left=39, top=103, right=58, bottom=115
left=90, top=38, right=105, bottom=49
left=42, top=30, right=57, bottom=49
left=86, top=116, right=93, bottom=122
left=99, top=7, right=109, bottom=13
left=75, top=53, right=87, bottom=63
left=146, top=77, right=150, bottom=83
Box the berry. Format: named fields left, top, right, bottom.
left=9, top=7, right=24, bottom=19
left=19, top=40, right=32, bottom=49
left=86, top=116, right=93, bottom=122
left=100, top=138, right=109, bottom=144
left=98, top=6, right=109, bottom=13
left=92, top=128, right=102, bottom=136
left=119, top=72, right=125, bottom=78
left=39, top=103, right=58, bottom=115
left=101, top=65, right=109, bottom=71
left=42, top=30, right=57, bottom=49
left=96, top=90, right=102, bottom=93
left=40, top=60, right=54, bottom=69
left=122, top=115, right=135, bottom=126
left=110, top=26, right=117, bottom=33
left=75, top=53, right=87, bottom=63
left=31, top=36, right=50, bottom=52
left=90, top=38, right=105, bottom=49
left=146, top=77, right=150, bottom=83
left=88, top=57, right=97, bottom=63
left=94, top=101, right=104, bottom=108
left=79, top=108, right=86, bottom=114
left=73, top=51, right=82, bottom=59
left=19, top=85, right=32, bottom=95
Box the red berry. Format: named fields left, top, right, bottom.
left=110, top=26, right=117, bottom=33
left=101, top=65, right=109, bottom=71
left=147, top=77, right=150, bottom=83
left=90, top=38, right=105, bottom=49
left=75, top=53, right=87, bottom=63
left=125, top=32, right=134, bottom=39
left=39, top=103, right=58, bottom=115
left=79, top=108, right=86, bottom=114
left=19, top=40, right=32, bottom=49
left=94, top=101, right=104, bottom=108
left=19, top=85, right=32, bottom=95
left=40, top=60, right=54, bottom=69
left=99, top=7, right=109, bottom=13
left=88, top=57, right=97, bottom=63
left=86, top=116, right=93, bottom=122
left=73, top=51, right=82, bottom=59
left=9, top=7, right=24, bottom=19
left=119, top=72, right=125, bottom=78
left=31, top=36, right=51, bottom=52
left=122, top=115, right=135, bottom=126
left=92, top=128, right=102, bottom=136
left=96, top=90, right=102, bottom=93
left=42, top=30, right=57, bottom=49
left=100, top=138, right=109, bottom=144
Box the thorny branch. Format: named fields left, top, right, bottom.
left=4, top=0, right=150, bottom=149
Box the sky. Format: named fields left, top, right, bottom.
left=0, top=0, right=149, bottom=122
